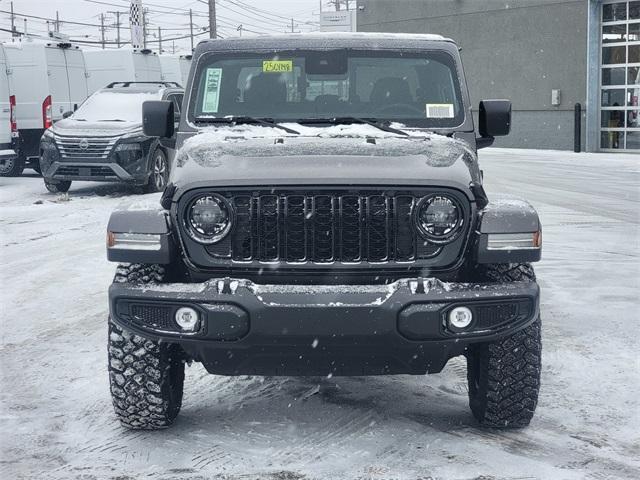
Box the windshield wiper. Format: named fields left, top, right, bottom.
left=299, top=117, right=409, bottom=136
left=196, top=116, right=300, bottom=135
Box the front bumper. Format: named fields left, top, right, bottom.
left=43, top=160, right=144, bottom=183
left=109, top=277, right=539, bottom=376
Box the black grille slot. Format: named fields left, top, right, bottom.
left=54, top=165, right=116, bottom=178
left=232, top=196, right=253, bottom=261
left=212, top=191, right=448, bottom=264
left=130, top=304, right=174, bottom=330
left=284, top=195, right=307, bottom=262
left=394, top=196, right=416, bottom=261
left=259, top=195, right=279, bottom=261
left=340, top=196, right=362, bottom=262
left=313, top=195, right=335, bottom=262
left=367, top=195, right=390, bottom=262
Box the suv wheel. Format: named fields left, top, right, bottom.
left=143, top=148, right=169, bottom=193
left=108, top=263, right=185, bottom=430
left=0, top=154, right=24, bottom=177
left=465, top=263, right=542, bottom=428
left=44, top=179, right=71, bottom=193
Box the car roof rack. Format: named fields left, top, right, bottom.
left=105, top=81, right=182, bottom=89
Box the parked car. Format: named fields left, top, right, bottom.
left=40, top=81, right=183, bottom=193
left=105, top=34, right=542, bottom=430
left=84, top=49, right=163, bottom=95
left=0, top=43, right=19, bottom=176
left=3, top=40, right=90, bottom=174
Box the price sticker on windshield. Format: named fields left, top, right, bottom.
left=263, top=60, right=293, bottom=73
left=202, top=68, right=222, bottom=113
left=426, top=103, right=455, bottom=118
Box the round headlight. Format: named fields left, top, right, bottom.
left=185, top=194, right=232, bottom=244
left=416, top=195, right=463, bottom=243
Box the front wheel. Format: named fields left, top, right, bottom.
left=0, top=154, right=24, bottom=177
left=465, top=264, right=542, bottom=428
left=143, top=148, right=169, bottom=193
left=44, top=179, right=71, bottom=193
left=108, top=263, right=185, bottom=430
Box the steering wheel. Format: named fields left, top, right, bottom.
left=375, top=103, right=425, bottom=116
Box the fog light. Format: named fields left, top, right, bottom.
left=175, top=307, right=200, bottom=332
left=448, top=306, right=473, bottom=330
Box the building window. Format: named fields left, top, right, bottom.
left=600, top=1, right=640, bottom=151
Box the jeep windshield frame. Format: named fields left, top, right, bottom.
left=187, top=49, right=466, bottom=130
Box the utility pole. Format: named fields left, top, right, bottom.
left=56, top=11, right=60, bottom=32
left=158, top=27, right=162, bottom=54
left=100, top=13, right=105, bottom=49
left=172, top=40, right=176, bottom=54
left=108, top=11, right=122, bottom=47
left=237, top=24, right=243, bottom=37
left=208, top=0, right=217, bottom=39
left=143, top=8, right=148, bottom=48
left=291, top=18, right=294, bottom=33
left=189, top=9, right=194, bottom=51
left=10, top=1, right=17, bottom=38
left=114, top=11, right=121, bottom=47
left=23, top=18, right=27, bottom=36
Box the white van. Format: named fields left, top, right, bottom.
left=0, top=43, right=18, bottom=176
left=3, top=40, right=90, bottom=172
left=159, top=54, right=191, bottom=86
left=85, top=49, right=163, bottom=95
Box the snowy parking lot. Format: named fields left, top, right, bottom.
left=1, top=148, right=639, bottom=480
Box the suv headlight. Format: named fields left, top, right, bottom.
left=185, top=194, right=232, bottom=244
left=415, top=194, right=464, bottom=243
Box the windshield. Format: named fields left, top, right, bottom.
left=190, top=49, right=465, bottom=128
left=73, top=90, right=161, bottom=123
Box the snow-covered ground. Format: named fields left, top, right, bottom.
left=1, top=148, right=639, bottom=480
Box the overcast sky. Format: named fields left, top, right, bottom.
left=0, top=0, right=333, bottom=53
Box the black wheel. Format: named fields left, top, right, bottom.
left=0, top=153, right=24, bottom=177
left=44, top=179, right=71, bottom=193
left=108, top=263, right=185, bottom=430
left=143, top=148, right=169, bottom=193
left=465, top=264, right=542, bottom=428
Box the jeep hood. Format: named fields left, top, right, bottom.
left=173, top=125, right=480, bottom=195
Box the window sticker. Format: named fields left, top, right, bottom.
left=202, top=68, right=222, bottom=113
left=263, top=60, right=293, bottom=73
left=426, top=103, right=455, bottom=118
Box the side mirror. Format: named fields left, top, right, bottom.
left=62, top=111, right=73, bottom=119
left=477, top=100, right=511, bottom=149
left=143, top=100, right=174, bottom=138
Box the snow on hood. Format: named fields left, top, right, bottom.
left=51, top=119, right=142, bottom=137
left=172, top=124, right=479, bottom=190
left=176, top=124, right=474, bottom=168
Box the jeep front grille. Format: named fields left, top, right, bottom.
left=221, top=192, right=441, bottom=263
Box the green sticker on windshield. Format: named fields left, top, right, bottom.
left=202, top=68, right=222, bottom=113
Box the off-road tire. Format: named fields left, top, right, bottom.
left=142, top=148, right=169, bottom=194
left=0, top=154, right=24, bottom=177
left=108, top=263, right=185, bottom=430
left=466, top=263, right=542, bottom=428
left=44, top=179, right=71, bottom=193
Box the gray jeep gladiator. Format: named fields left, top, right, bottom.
left=106, top=33, right=542, bottom=430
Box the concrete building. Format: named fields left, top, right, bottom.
left=356, top=0, right=640, bottom=153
